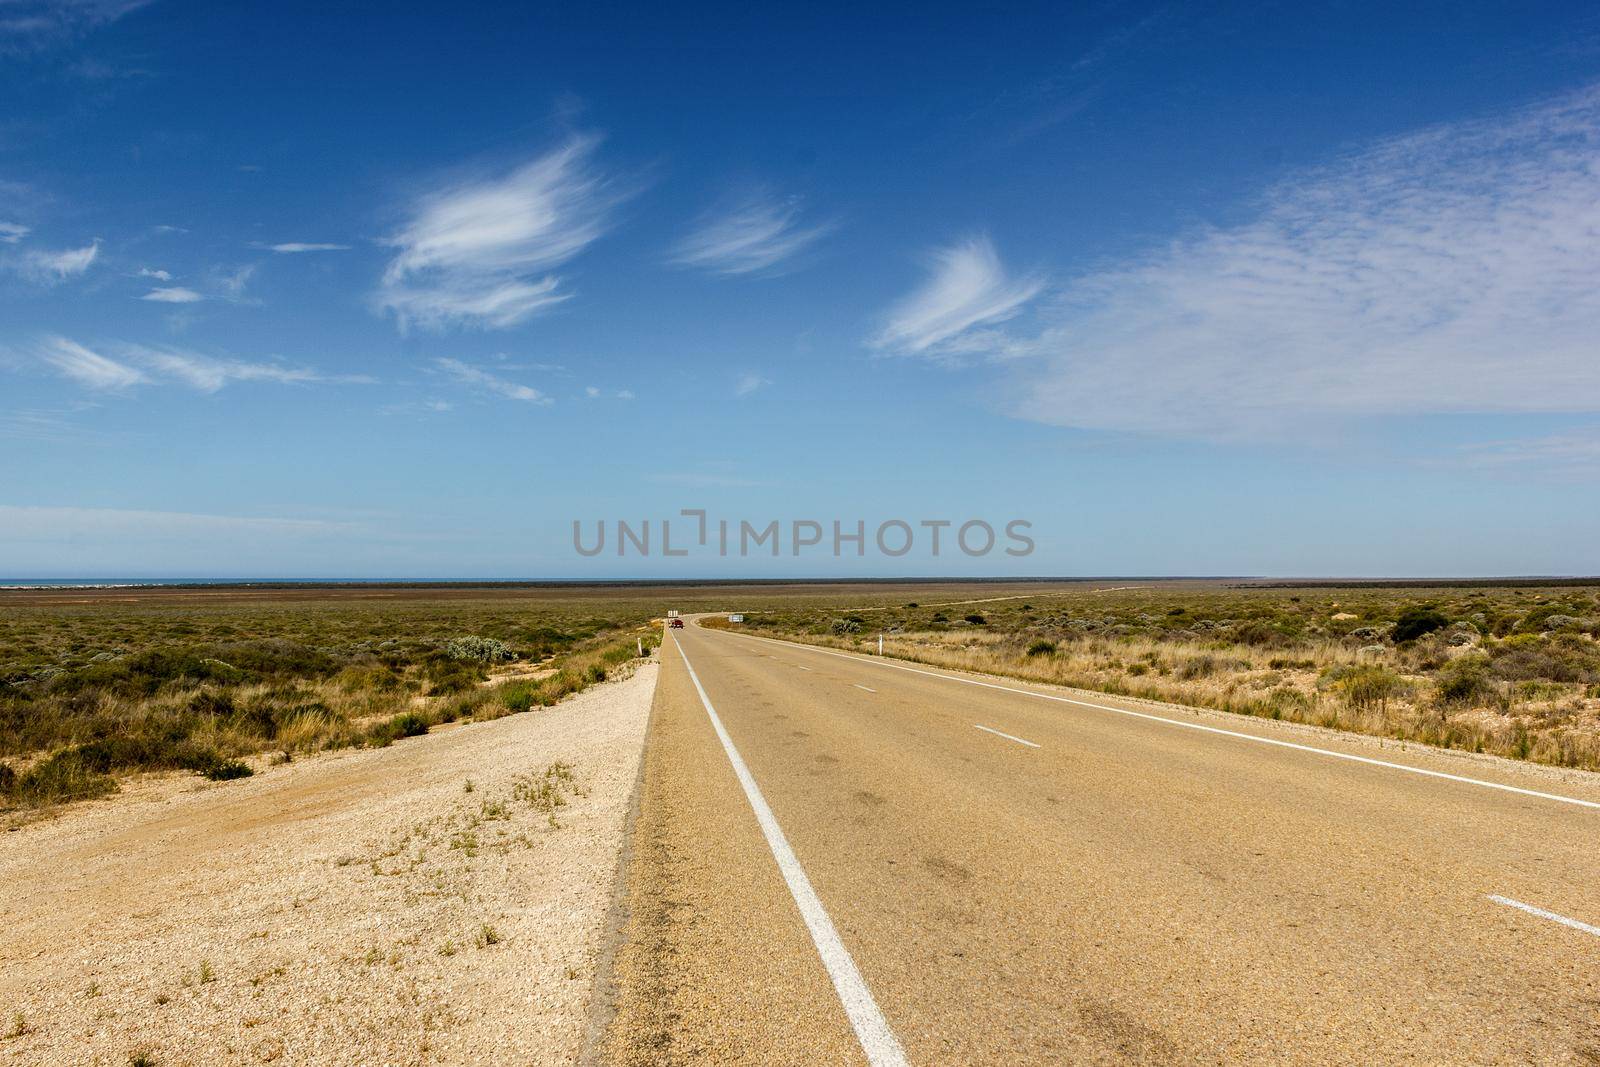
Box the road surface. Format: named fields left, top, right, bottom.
left=600, top=620, right=1600, bottom=1064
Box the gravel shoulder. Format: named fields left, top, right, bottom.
left=0, top=660, right=658, bottom=1067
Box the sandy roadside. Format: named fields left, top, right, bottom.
left=0, top=661, right=658, bottom=1067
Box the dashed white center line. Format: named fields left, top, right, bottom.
left=796, top=665, right=813, bottom=671
left=853, top=684, right=876, bottom=693
left=1489, top=895, right=1600, bottom=938
left=725, top=632, right=1600, bottom=811
left=973, top=724, right=1041, bottom=748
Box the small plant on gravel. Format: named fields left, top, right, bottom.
left=475, top=923, right=501, bottom=948
left=439, top=939, right=458, bottom=957
left=197, top=960, right=214, bottom=984
left=195, top=755, right=253, bottom=781
left=463, top=779, right=474, bottom=793
left=153, top=993, right=170, bottom=1006
left=128, top=1050, right=157, bottom=1067
left=83, top=981, right=100, bottom=998
left=5, top=1012, right=27, bottom=1039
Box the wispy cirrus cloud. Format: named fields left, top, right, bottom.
left=38, top=336, right=144, bottom=389
left=135, top=266, right=171, bottom=280
left=264, top=242, right=350, bottom=253
left=670, top=189, right=832, bottom=276
left=1000, top=83, right=1600, bottom=439
left=378, top=135, right=628, bottom=332
left=871, top=235, right=1043, bottom=356
left=0, top=0, right=153, bottom=51
left=139, top=285, right=202, bottom=303
left=25, top=336, right=368, bottom=393
left=734, top=371, right=771, bottom=397
left=434, top=357, right=550, bottom=403
left=0, top=221, right=28, bottom=244
left=117, top=343, right=365, bottom=392
left=1453, top=427, right=1600, bottom=478
left=8, top=238, right=100, bottom=283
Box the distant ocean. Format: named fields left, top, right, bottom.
left=0, top=579, right=364, bottom=589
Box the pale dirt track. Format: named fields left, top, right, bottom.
left=603, top=622, right=1600, bottom=1065
left=0, top=662, right=658, bottom=1067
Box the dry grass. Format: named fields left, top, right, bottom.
left=714, top=581, right=1600, bottom=770
left=0, top=587, right=663, bottom=811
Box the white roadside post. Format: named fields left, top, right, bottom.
left=637, top=636, right=644, bottom=657
left=878, top=633, right=884, bottom=655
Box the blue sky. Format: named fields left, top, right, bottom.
left=3, top=0, right=1600, bottom=579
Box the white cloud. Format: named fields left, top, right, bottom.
left=584, top=385, right=601, bottom=398
left=117, top=344, right=341, bottom=392
left=872, top=235, right=1043, bottom=355
left=0, top=222, right=28, bottom=244
left=23, top=336, right=367, bottom=394
left=670, top=189, right=832, bottom=275
left=219, top=264, right=255, bottom=301
left=267, top=242, right=350, bottom=253
left=136, top=267, right=172, bottom=280
left=378, top=136, right=627, bottom=331
left=14, top=239, right=100, bottom=283
left=435, top=357, right=550, bottom=403
left=0, top=0, right=153, bottom=50
left=1454, top=427, right=1600, bottom=477
left=38, top=336, right=145, bottom=390
left=1005, top=84, right=1600, bottom=439
left=734, top=372, right=771, bottom=397
left=140, top=286, right=202, bottom=303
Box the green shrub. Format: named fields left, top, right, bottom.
left=5, top=749, right=119, bottom=806
left=829, top=618, right=862, bottom=635
left=1393, top=607, right=1449, bottom=643
left=390, top=712, right=431, bottom=738
left=1322, top=665, right=1410, bottom=709
left=424, top=657, right=484, bottom=694
left=1025, top=639, right=1057, bottom=656
left=193, top=754, right=253, bottom=781
left=964, top=613, right=987, bottom=625
left=444, top=636, right=515, bottom=663
left=1434, top=654, right=1496, bottom=706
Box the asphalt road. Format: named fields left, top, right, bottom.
left=601, top=620, right=1600, bottom=1065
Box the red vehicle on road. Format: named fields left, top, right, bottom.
left=669, top=618, right=684, bottom=628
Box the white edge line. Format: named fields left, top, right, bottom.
left=973, top=724, right=1041, bottom=749
left=853, top=684, right=877, bottom=693
left=1488, top=895, right=1600, bottom=937
left=673, top=637, right=909, bottom=1066
left=716, top=629, right=1600, bottom=812
left=796, top=665, right=814, bottom=671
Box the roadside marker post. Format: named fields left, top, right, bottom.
left=878, top=634, right=884, bottom=655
